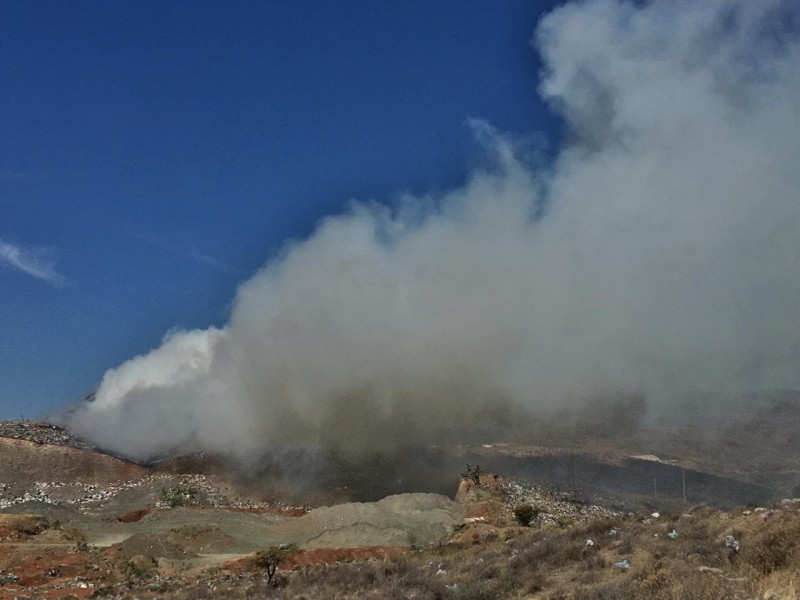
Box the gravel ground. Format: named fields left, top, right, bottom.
left=501, top=479, right=620, bottom=527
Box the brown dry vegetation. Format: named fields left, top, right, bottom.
left=2, top=418, right=799, bottom=599
left=82, top=504, right=800, bottom=600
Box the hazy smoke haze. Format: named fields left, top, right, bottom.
left=65, top=0, right=800, bottom=461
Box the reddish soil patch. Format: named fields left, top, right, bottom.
left=0, top=543, right=112, bottom=600
left=454, top=473, right=511, bottom=526
left=464, top=504, right=492, bottom=520
left=116, top=508, right=150, bottom=523
left=454, top=473, right=502, bottom=503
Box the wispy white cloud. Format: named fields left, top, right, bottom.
left=0, top=239, right=65, bottom=286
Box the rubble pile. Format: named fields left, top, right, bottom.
left=287, top=493, right=464, bottom=548
left=0, top=420, right=94, bottom=450
left=154, top=474, right=233, bottom=508
left=0, top=472, right=304, bottom=515
left=502, top=480, right=619, bottom=527
left=0, top=475, right=161, bottom=510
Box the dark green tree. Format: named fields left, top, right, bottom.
left=252, top=544, right=300, bottom=585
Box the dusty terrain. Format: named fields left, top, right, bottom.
left=0, top=401, right=798, bottom=599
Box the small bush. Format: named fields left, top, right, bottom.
left=523, top=535, right=585, bottom=568
left=556, top=517, right=574, bottom=529
left=449, top=583, right=499, bottom=600
left=582, top=516, right=624, bottom=537
left=514, top=504, right=538, bottom=527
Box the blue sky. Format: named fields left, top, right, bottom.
left=0, top=1, right=563, bottom=418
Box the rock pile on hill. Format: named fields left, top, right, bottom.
left=0, top=473, right=279, bottom=512
left=502, top=480, right=619, bottom=527
left=455, top=471, right=618, bottom=528
left=0, top=420, right=93, bottom=449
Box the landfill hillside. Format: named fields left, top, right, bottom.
left=0, top=413, right=798, bottom=599
left=460, top=391, right=800, bottom=502
left=0, top=436, right=146, bottom=497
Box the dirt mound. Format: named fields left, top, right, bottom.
left=117, top=508, right=150, bottom=523
left=279, top=493, right=463, bottom=548
left=121, top=495, right=461, bottom=552
left=106, top=532, right=198, bottom=560
left=0, top=436, right=147, bottom=493
left=0, top=513, right=49, bottom=538
left=163, top=526, right=244, bottom=554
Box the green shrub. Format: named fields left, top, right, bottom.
left=513, top=504, right=538, bottom=526
left=253, top=543, right=300, bottom=585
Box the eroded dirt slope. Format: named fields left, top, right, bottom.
left=0, top=436, right=147, bottom=493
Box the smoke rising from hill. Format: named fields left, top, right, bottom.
left=66, top=0, right=800, bottom=462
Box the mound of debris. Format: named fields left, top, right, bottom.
left=454, top=469, right=618, bottom=529
left=277, top=493, right=463, bottom=548
left=502, top=480, right=619, bottom=528
left=162, top=525, right=245, bottom=554
left=106, top=532, right=199, bottom=561
left=0, top=437, right=148, bottom=499
left=0, top=420, right=93, bottom=450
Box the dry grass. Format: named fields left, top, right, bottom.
left=740, top=512, right=800, bottom=575
left=108, top=505, right=800, bottom=599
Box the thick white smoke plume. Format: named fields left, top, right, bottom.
left=66, top=0, right=800, bottom=461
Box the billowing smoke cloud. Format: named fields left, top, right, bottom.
left=66, top=0, right=800, bottom=462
